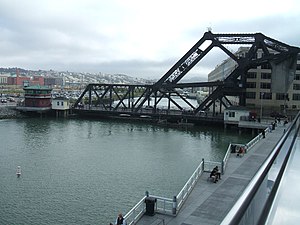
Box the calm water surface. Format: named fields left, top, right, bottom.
left=0, top=118, right=253, bottom=224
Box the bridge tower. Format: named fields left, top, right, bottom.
left=74, top=32, right=300, bottom=118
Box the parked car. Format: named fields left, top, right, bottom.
left=7, top=97, right=15, bottom=102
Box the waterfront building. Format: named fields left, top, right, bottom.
left=224, top=106, right=251, bottom=126
left=208, top=47, right=300, bottom=117
left=16, top=85, right=52, bottom=114
left=52, top=96, right=70, bottom=118
left=24, top=86, right=52, bottom=108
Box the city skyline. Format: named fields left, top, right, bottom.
left=1, top=0, right=300, bottom=81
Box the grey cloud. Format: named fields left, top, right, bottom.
left=1, top=1, right=299, bottom=81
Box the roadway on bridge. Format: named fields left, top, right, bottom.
left=137, top=123, right=286, bottom=225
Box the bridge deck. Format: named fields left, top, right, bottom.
left=137, top=123, right=286, bottom=225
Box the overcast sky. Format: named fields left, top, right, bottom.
left=0, top=0, right=300, bottom=81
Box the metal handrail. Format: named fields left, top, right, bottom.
left=124, top=196, right=147, bottom=225
left=246, top=127, right=270, bottom=152
left=123, top=123, right=270, bottom=224
left=203, top=160, right=222, bottom=173
left=221, top=112, right=300, bottom=225
left=222, top=143, right=233, bottom=173
left=124, top=160, right=205, bottom=224
left=176, top=160, right=204, bottom=210
left=149, top=195, right=174, bottom=215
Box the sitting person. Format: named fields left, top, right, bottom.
left=209, top=166, right=221, bottom=183
left=237, top=146, right=245, bottom=157
left=212, top=166, right=221, bottom=180
left=210, top=170, right=218, bottom=183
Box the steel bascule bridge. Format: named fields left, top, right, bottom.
left=73, top=31, right=300, bottom=123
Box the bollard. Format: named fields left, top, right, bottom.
left=172, top=196, right=177, bottom=215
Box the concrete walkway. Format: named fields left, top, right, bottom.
left=137, top=124, right=286, bottom=225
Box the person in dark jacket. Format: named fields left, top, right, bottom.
left=213, top=166, right=221, bottom=180
left=115, top=213, right=126, bottom=225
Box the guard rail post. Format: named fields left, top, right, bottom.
left=172, top=196, right=177, bottom=215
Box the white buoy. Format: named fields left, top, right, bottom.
left=16, top=166, right=21, bottom=177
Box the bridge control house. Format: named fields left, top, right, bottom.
left=16, top=85, right=52, bottom=115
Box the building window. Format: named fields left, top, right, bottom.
left=260, top=82, right=271, bottom=89
left=292, top=105, right=297, bottom=109
left=229, top=112, right=235, bottom=117
left=246, top=92, right=256, bottom=99
left=247, top=72, right=257, bottom=78
left=57, top=102, right=59, bottom=106
left=261, top=73, right=271, bottom=79
left=61, top=101, right=64, bottom=106
left=295, top=74, right=300, bottom=80
left=261, top=63, right=271, bottom=69
left=293, top=94, right=300, bottom=101
left=246, top=82, right=256, bottom=88
left=293, top=84, right=300, bottom=90
left=264, top=93, right=272, bottom=100
left=276, top=93, right=286, bottom=100
left=297, top=64, right=300, bottom=70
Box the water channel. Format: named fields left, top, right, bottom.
left=0, top=117, right=254, bottom=224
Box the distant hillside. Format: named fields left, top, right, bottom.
left=0, top=67, right=28, bottom=73
left=0, top=67, right=155, bottom=85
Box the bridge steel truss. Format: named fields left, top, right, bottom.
left=74, top=31, right=300, bottom=116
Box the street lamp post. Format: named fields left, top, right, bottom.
left=284, top=93, right=288, bottom=117
left=260, top=92, right=264, bottom=121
